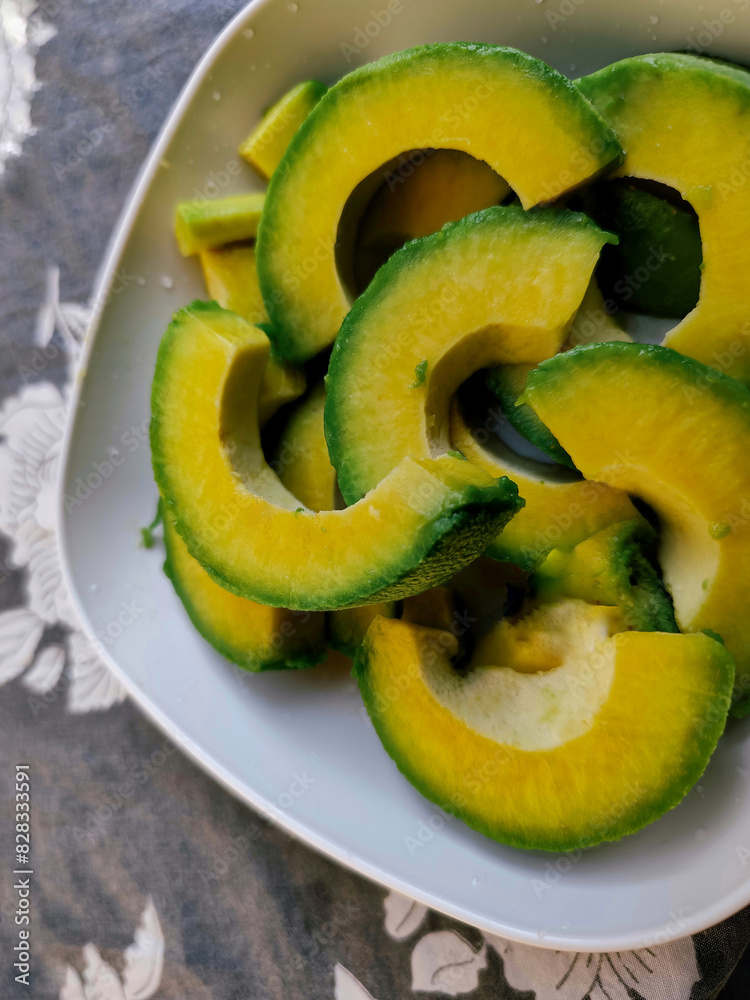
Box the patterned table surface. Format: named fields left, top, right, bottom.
left=1, top=2, right=749, bottom=998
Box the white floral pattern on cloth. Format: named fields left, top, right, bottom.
left=383, top=889, right=428, bottom=941
left=0, top=0, right=56, bottom=175
left=486, top=933, right=701, bottom=1000
left=0, top=266, right=127, bottom=712
left=59, top=896, right=164, bottom=1000
left=333, top=890, right=703, bottom=999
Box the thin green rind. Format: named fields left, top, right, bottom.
left=354, top=629, right=734, bottom=852
left=521, top=340, right=750, bottom=413
left=577, top=50, right=750, bottom=103
left=150, top=301, right=524, bottom=610
left=162, top=516, right=326, bottom=672
left=258, top=41, right=622, bottom=363
left=325, top=205, right=616, bottom=505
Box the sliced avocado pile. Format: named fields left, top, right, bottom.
left=150, top=42, right=750, bottom=852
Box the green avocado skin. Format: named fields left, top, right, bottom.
left=485, top=364, right=576, bottom=470
left=574, top=180, right=702, bottom=319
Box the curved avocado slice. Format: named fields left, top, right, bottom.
left=150, top=301, right=522, bottom=611
left=521, top=340, right=750, bottom=715
left=577, top=52, right=750, bottom=383
left=574, top=179, right=702, bottom=319
left=163, top=512, right=326, bottom=671
left=326, top=205, right=615, bottom=505
left=355, top=612, right=733, bottom=851
left=257, top=42, right=622, bottom=363
left=450, top=398, right=640, bottom=572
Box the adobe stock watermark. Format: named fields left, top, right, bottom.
left=63, top=417, right=150, bottom=514
left=545, top=0, right=588, bottom=31
left=685, top=0, right=750, bottom=54
left=340, top=1, right=407, bottom=62
left=277, top=770, right=316, bottom=810
left=197, top=823, right=264, bottom=888
left=71, top=738, right=179, bottom=846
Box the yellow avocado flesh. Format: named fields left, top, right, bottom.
left=200, top=243, right=269, bottom=325
left=151, top=302, right=521, bottom=611
left=174, top=194, right=265, bottom=256
left=163, top=514, right=326, bottom=670
left=472, top=600, right=625, bottom=674
left=565, top=279, right=630, bottom=349
left=450, top=398, right=639, bottom=570
left=257, top=42, right=622, bottom=362
left=199, top=243, right=305, bottom=424
left=353, top=149, right=510, bottom=291
left=522, top=342, right=750, bottom=711
left=275, top=383, right=338, bottom=511
left=577, top=53, right=750, bottom=381
left=326, top=206, right=616, bottom=506
left=356, top=614, right=733, bottom=850
left=239, top=80, right=327, bottom=180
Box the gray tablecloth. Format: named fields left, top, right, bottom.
left=1, top=2, right=749, bottom=997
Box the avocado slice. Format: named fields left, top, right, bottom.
left=522, top=340, right=750, bottom=715
left=239, top=80, right=327, bottom=180
left=174, top=193, right=264, bottom=256
left=577, top=52, right=750, bottom=382
left=355, top=609, right=733, bottom=850
left=257, top=42, right=622, bottom=363
left=151, top=301, right=522, bottom=611
left=449, top=398, right=640, bottom=571
left=326, top=205, right=616, bottom=506
left=575, top=179, right=702, bottom=319
left=532, top=518, right=678, bottom=633
left=200, top=243, right=269, bottom=325
left=163, top=512, right=326, bottom=671
left=199, top=243, right=306, bottom=424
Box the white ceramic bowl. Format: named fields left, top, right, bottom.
left=59, top=0, right=750, bottom=950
